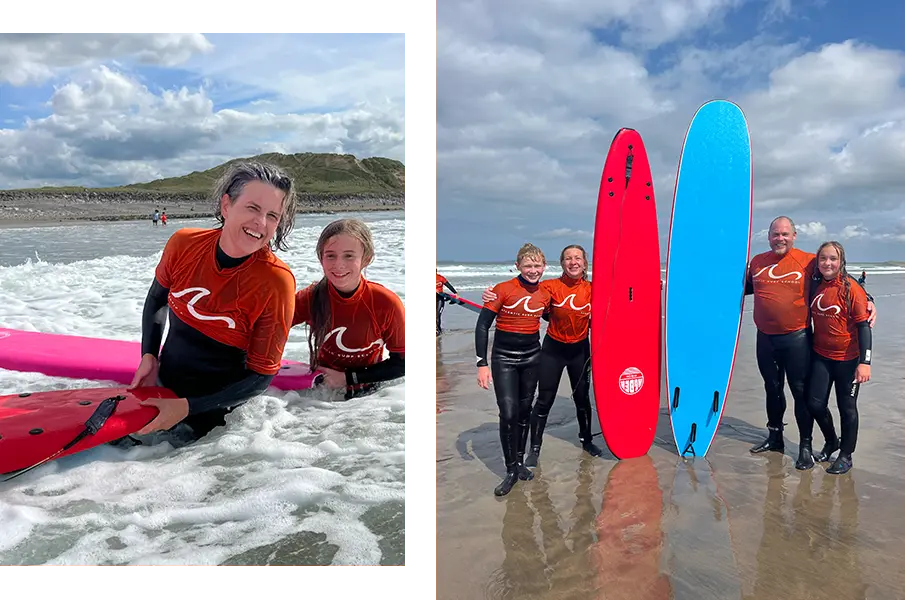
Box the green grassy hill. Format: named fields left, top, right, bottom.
left=11, top=152, right=405, bottom=196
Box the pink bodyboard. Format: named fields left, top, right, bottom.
left=0, top=328, right=320, bottom=391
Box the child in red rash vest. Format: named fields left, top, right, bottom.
left=292, top=219, right=405, bottom=399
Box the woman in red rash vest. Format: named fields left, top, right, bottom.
left=131, top=162, right=298, bottom=438
left=799, top=241, right=872, bottom=475
left=292, top=219, right=405, bottom=399
left=483, top=244, right=601, bottom=467
left=475, top=243, right=552, bottom=496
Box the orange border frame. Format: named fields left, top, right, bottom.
left=0, top=0, right=436, bottom=600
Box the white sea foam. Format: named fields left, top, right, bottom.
left=0, top=212, right=404, bottom=565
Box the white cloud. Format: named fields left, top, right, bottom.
left=437, top=1, right=905, bottom=260
left=0, top=34, right=212, bottom=86
left=794, top=221, right=828, bottom=239
left=536, top=228, right=593, bottom=239
left=0, top=35, right=404, bottom=189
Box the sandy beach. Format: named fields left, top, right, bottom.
left=436, top=275, right=905, bottom=600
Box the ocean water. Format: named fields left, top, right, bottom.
left=436, top=260, right=905, bottom=331
left=0, top=211, right=405, bottom=566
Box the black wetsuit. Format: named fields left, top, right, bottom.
left=754, top=327, right=813, bottom=434
left=475, top=276, right=542, bottom=493
left=532, top=335, right=593, bottom=448
left=747, top=274, right=874, bottom=455
left=803, top=321, right=872, bottom=464
left=140, top=244, right=274, bottom=437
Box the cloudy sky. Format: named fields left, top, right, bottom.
left=0, top=33, right=404, bottom=189
left=437, top=0, right=905, bottom=263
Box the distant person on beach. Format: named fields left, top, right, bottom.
left=746, top=216, right=876, bottom=457
left=857, top=270, right=866, bottom=286
left=161, top=210, right=167, bottom=226
left=129, top=161, right=297, bottom=438
left=482, top=244, right=602, bottom=467
left=798, top=241, right=871, bottom=475
left=292, top=218, right=405, bottom=399
left=436, top=270, right=459, bottom=336
left=475, top=243, right=552, bottom=496
left=152, top=209, right=159, bottom=226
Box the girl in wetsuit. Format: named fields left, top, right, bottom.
left=476, top=243, right=552, bottom=496
left=483, top=245, right=602, bottom=467
left=130, top=162, right=298, bottom=437
left=799, top=241, right=872, bottom=475
left=292, top=219, right=405, bottom=399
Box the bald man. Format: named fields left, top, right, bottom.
left=746, top=216, right=875, bottom=457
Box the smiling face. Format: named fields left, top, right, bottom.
left=561, top=247, right=586, bottom=279
left=516, top=254, right=545, bottom=283
left=219, top=180, right=285, bottom=257
left=768, top=217, right=796, bottom=256
left=818, top=244, right=843, bottom=280
left=321, top=233, right=370, bottom=292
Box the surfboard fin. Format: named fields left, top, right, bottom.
left=682, top=423, right=697, bottom=457
left=712, top=391, right=720, bottom=414
left=672, top=387, right=680, bottom=410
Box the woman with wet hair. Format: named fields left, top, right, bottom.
left=798, top=241, right=872, bottom=475
left=130, top=161, right=299, bottom=438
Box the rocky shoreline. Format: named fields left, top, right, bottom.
left=0, top=190, right=404, bottom=226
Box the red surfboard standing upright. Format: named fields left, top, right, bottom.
left=591, top=128, right=662, bottom=459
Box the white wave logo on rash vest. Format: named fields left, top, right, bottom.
left=324, top=327, right=384, bottom=354
left=754, top=264, right=802, bottom=281
left=171, top=287, right=236, bottom=329
left=502, top=296, right=546, bottom=313
left=811, top=293, right=841, bottom=315
left=553, top=293, right=590, bottom=312
left=619, top=367, right=644, bottom=395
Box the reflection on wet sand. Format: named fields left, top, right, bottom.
left=592, top=456, right=672, bottom=600
left=487, top=458, right=599, bottom=599
left=665, top=459, right=742, bottom=599
left=437, top=284, right=905, bottom=600
left=745, top=455, right=866, bottom=600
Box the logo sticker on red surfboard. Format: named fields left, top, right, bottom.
left=619, top=367, right=644, bottom=395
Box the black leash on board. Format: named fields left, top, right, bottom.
left=3, top=395, right=125, bottom=482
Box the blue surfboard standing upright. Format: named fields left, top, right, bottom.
left=665, top=100, right=753, bottom=458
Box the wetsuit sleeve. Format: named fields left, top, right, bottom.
left=345, top=352, right=405, bottom=386
left=850, top=283, right=871, bottom=364
left=142, top=229, right=188, bottom=357
left=475, top=308, right=497, bottom=367
left=856, top=322, right=872, bottom=365
left=185, top=370, right=275, bottom=416
left=345, top=289, right=405, bottom=386
left=245, top=269, right=296, bottom=375
left=443, top=281, right=458, bottom=294
left=140, top=279, right=170, bottom=358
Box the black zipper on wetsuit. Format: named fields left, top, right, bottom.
left=3, top=395, right=126, bottom=482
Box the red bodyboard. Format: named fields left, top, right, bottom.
left=0, top=387, right=172, bottom=474
left=590, top=128, right=662, bottom=459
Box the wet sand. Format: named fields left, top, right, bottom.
left=436, top=276, right=905, bottom=600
